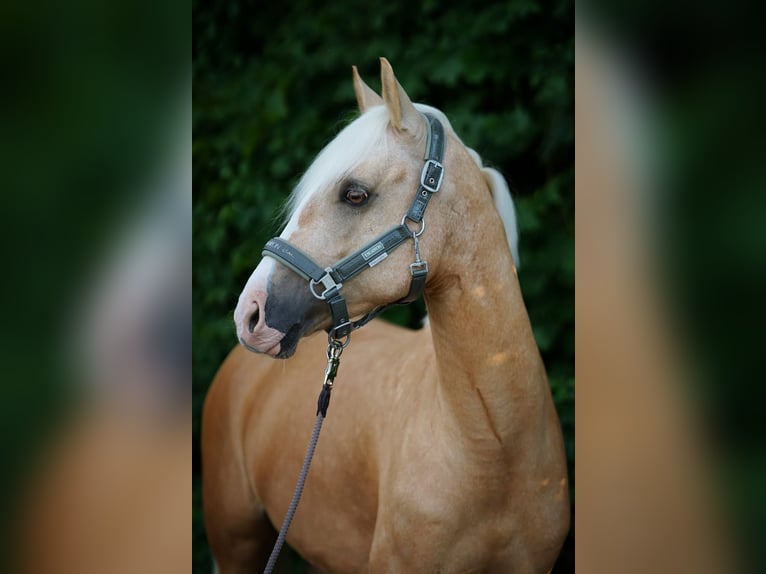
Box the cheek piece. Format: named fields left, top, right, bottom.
left=262, top=113, right=445, bottom=343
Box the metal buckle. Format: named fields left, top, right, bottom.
left=420, top=159, right=444, bottom=193
left=309, top=268, right=342, bottom=300
left=410, top=260, right=429, bottom=276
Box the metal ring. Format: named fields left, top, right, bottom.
left=401, top=215, right=426, bottom=237
left=327, top=329, right=351, bottom=349
left=309, top=279, right=328, bottom=300
left=309, top=268, right=342, bottom=300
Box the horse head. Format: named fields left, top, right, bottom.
left=234, top=58, right=514, bottom=358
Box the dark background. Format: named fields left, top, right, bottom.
left=193, top=0, right=574, bottom=571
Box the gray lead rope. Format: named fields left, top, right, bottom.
left=263, top=412, right=325, bottom=574
left=263, top=340, right=343, bottom=574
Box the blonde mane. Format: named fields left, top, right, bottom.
left=480, top=163, right=521, bottom=268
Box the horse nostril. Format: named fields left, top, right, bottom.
left=248, top=304, right=260, bottom=333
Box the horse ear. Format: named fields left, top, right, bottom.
left=379, top=57, right=423, bottom=134
left=352, top=65, right=383, bottom=113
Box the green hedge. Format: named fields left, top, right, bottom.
left=193, top=1, right=573, bottom=571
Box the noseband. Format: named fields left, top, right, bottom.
left=262, top=113, right=445, bottom=343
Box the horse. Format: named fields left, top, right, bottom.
left=202, top=58, right=569, bottom=574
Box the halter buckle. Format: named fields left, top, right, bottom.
left=309, top=268, right=342, bottom=300
left=420, top=159, right=444, bottom=193
left=410, top=260, right=429, bottom=276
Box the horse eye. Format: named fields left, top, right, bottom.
left=343, top=186, right=369, bottom=206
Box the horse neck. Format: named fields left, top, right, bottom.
left=424, top=189, right=547, bottom=455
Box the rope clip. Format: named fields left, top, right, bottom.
left=323, top=341, right=343, bottom=388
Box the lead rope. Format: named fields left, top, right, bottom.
left=263, top=338, right=345, bottom=574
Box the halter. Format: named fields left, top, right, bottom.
left=262, top=112, right=445, bottom=343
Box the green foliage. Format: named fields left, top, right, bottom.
left=193, top=0, right=573, bottom=571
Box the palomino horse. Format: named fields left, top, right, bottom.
left=203, top=58, right=569, bottom=573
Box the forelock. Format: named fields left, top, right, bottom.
left=285, top=106, right=390, bottom=221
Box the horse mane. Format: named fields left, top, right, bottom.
left=285, top=103, right=520, bottom=267
left=479, top=164, right=521, bottom=268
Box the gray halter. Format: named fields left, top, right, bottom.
left=263, top=112, right=445, bottom=342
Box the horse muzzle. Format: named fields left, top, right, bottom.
left=234, top=288, right=284, bottom=357
left=234, top=259, right=325, bottom=358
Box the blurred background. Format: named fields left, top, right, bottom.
left=576, top=1, right=766, bottom=572
left=0, top=0, right=188, bottom=571
left=193, top=0, right=573, bottom=572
